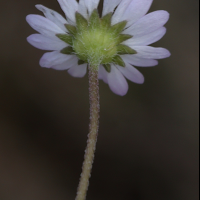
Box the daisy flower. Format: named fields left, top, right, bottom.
left=26, top=0, right=170, bottom=96
left=26, top=1, right=170, bottom=200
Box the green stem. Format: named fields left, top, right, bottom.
left=75, top=65, right=100, bottom=200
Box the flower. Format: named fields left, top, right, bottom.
left=26, top=0, right=170, bottom=96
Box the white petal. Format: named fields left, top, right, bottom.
left=121, top=55, right=158, bottom=67
left=102, top=0, right=122, bottom=16
left=78, top=0, right=89, bottom=19
left=117, top=63, right=144, bottom=84
left=83, top=0, right=100, bottom=16
left=27, top=34, right=67, bottom=50
left=39, top=51, right=73, bottom=68
left=68, top=63, right=87, bottom=78
left=35, top=4, right=68, bottom=31
left=51, top=56, right=78, bottom=70
left=123, top=27, right=167, bottom=46
left=57, top=0, right=78, bottom=24
left=111, top=0, right=132, bottom=25
left=123, top=10, right=169, bottom=36
left=121, top=0, right=153, bottom=27
left=98, top=65, right=108, bottom=83
left=26, top=15, right=65, bottom=38
left=107, top=65, right=128, bottom=96
left=131, top=46, right=171, bottom=59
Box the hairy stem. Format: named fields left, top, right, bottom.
left=75, top=65, right=100, bottom=200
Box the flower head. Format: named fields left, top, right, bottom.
left=26, top=0, right=170, bottom=96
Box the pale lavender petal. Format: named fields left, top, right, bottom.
left=57, top=0, right=78, bottom=24
left=107, top=65, right=128, bottom=96
left=117, top=63, right=144, bottom=84
left=98, top=65, right=108, bottom=83
left=83, top=0, right=100, bottom=16
left=39, top=51, right=72, bottom=68
left=123, top=27, right=167, bottom=46
left=121, top=0, right=153, bottom=27
left=102, top=0, right=122, bottom=16
left=111, top=0, right=132, bottom=25
left=26, top=15, right=65, bottom=38
left=35, top=4, right=68, bottom=31
left=121, top=55, right=158, bottom=67
left=27, top=34, right=67, bottom=50
left=131, top=46, right=171, bottom=59
left=78, top=0, right=88, bottom=19
left=123, top=10, right=169, bottom=36
left=51, top=56, right=78, bottom=70
left=68, top=63, right=87, bottom=78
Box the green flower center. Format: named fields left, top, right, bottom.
left=73, top=25, right=117, bottom=65
left=57, top=9, right=137, bottom=70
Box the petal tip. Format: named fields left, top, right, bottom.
left=26, top=14, right=40, bottom=24
left=162, top=48, right=171, bottom=58
left=161, top=10, right=170, bottom=23
left=138, top=77, right=145, bottom=84
left=111, top=83, right=129, bottom=96
left=26, top=35, right=32, bottom=43
left=166, top=50, right=171, bottom=58
left=25, top=14, right=31, bottom=22
left=35, top=4, right=42, bottom=9
left=118, top=91, right=128, bottom=96
left=113, top=88, right=128, bottom=96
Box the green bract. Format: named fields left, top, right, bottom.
left=56, top=9, right=137, bottom=70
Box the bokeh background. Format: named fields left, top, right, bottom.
left=0, top=0, right=199, bottom=200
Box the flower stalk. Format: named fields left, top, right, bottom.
left=75, top=65, right=100, bottom=200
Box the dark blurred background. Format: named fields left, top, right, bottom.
left=0, top=0, right=199, bottom=200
